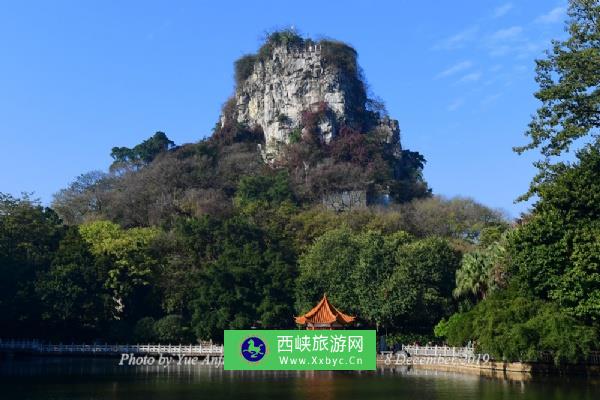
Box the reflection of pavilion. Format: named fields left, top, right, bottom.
left=294, top=294, right=356, bottom=330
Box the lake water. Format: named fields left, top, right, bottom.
left=1, top=357, right=598, bottom=400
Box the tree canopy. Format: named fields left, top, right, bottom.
left=515, top=0, right=600, bottom=198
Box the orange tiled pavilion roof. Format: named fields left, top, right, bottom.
left=295, top=294, right=356, bottom=326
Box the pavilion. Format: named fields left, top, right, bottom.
left=294, top=294, right=356, bottom=330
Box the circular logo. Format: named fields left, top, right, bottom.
left=241, top=336, right=266, bottom=362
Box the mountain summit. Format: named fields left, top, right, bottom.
left=218, top=30, right=401, bottom=162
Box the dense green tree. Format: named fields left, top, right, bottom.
left=382, top=237, right=461, bottom=332
left=437, top=3, right=600, bottom=362
left=154, top=315, right=192, bottom=343
left=35, top=227, right=109, bottom=339
left=154, top=241, right=202, bottom=317
left=110, top=131, right=176, bottom=172
left=515, top=0, right=600, bottom=198
left=439, top=290, right=597, bottom=365
left=509, top=142, right=600, bottom=323
left=353, top=231, right=412, bottom=330
left=79, top=220, right=160, bottom=319
left=189, top=216, right=296, bottom=341
left=296, top=228, right=362, bottom=315
left=403, top=196, right=508, bottom=241
left=454, top=241, right=506, bottom=301
left=439, top=143, right=600, bottom=362
left=297, top=229, right=460, bottom=333
left=133, top=317, right=157, bottom=342
left=0, top=194, right=64, bottom=337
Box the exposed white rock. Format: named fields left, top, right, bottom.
left=222, top=43, right=401, bottom=162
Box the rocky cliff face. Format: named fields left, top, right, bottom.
left=221, top=40, right=401, bottom=161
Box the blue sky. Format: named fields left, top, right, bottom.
left=0, top=1, right=569, bottom=218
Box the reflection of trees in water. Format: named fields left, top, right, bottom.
left=293, top=371, right=337, bottom=400
left=3, top=360, right=598, bottom=400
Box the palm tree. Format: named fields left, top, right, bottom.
left=453, top=241, right=506, bottom=301
left=454, top=251, right=489, bottom=300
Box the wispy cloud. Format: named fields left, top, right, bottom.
left=535, top=6, right=566, bottom=24
left=448, top=97, right=465, bottom=111
left=493, top=3, right=513, bottom=18
left=436, top=61, right=473, bottom=79
left=434, top=26, right=479, bottom=50
left=486, top=26, right=529, bottom=57
left=457, top=71, right=482, bottom=84
left=481, top=93, right=502, bottom=106
left=490, top=26, right=523, bottom=41
left=447, top=98, right=465, bottom=111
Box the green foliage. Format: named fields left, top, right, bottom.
left=189, top=216, right=296, bottom=341
left=234, top=54, right=257, bottom=84
left=287, top=197, right=506, bottom=253
left=0, top=193, right=64, bottom=337
left=257, top=29, right=306, bottom=60
left=440, top=290, right=597, bottom=365
left=134, top=317, right=157, bottom=342
left=154, top=314, right=191, bottom=343
left=479, top=225, right=508, bottom=248
left=508, top=142, right=600, bottom=323
left=439, top=142, right=600, bottom=363
left=454, top=241, right=507, bottom=301
left=288, top=128, right=302, bottom=144
left=515, top=0, right=600, bottom=198
left=385, top=332, right=435, bottom=347
left=382, top=237, right=461, bottom=331
left=110, top=131, right=175, bottom=172
left=320, top=40, right=359, bottom=76
left=403, top=196, right=508, bottom=241
left=235, top=171, right=295, bottom=208
left=36, top=227, right=109, bottom=339
left=79, top=220, right=160, bottom=318
left=297, top=229, right=460, bottom=333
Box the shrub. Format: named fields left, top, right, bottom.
left=288, top=128, right=301, bottom=144
left=134, top=317, right=157, bottom=342
left=154, top=314, right=191, bottom=343
left=234, top=54, right=257, bottom=84
left=257, top=29, right=306, bottom=61
left=440, top=291, right=598, bottom=365
left=320, top=40, right=359, bottom=76
left=235, top=171, right=295, bottom=207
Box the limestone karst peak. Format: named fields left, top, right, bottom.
left=217, top=30, right=401, bottom=162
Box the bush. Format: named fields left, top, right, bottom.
left=320, top=40, right=359, bottom=76
left=234, top=54, right=257, bottom=84
left=235, top=171, right=295, bottom=207
left=154, top=314, right=191, bottom=343
left=133, top=317, right=157, bottom=342
left=440, top=291, right=598, bottom=365
left=257, top=29, right=306, bottom=61
left=288, top=128, right=301, bottom=144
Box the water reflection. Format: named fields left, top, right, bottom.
left=0, top=356, right=598, bottom=400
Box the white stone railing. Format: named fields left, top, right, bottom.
left=0, top=339, right=223, bottom=356
left=400, top=345, right=475, bottom=358
left=397, top=345, right=600, bottom=364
